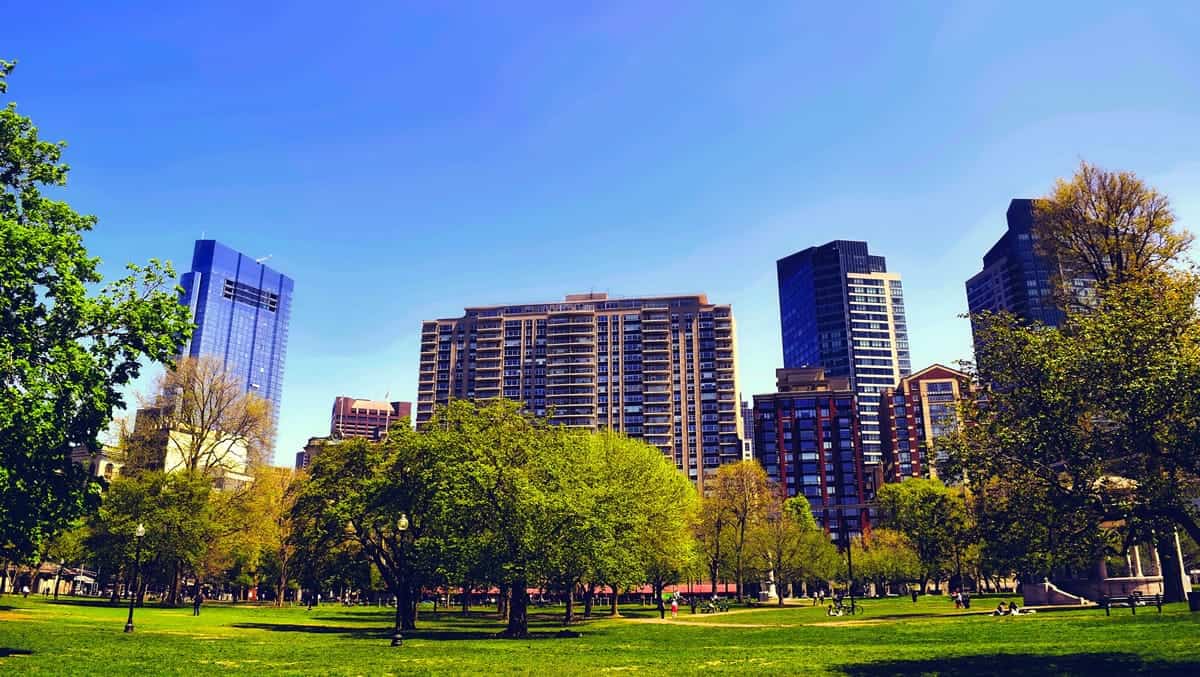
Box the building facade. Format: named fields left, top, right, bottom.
left=878, top=364, right=972, bottom=483
left=178, top=240, right=293, bottom=450
left=330, top=397, right=412, bottom=441
left=965, top=199, right=1067, bottom=332
left=752, top=368, right=869, bottom=543
left=777, top=240, right=911, bottom=465
left=416, top=293, right=744, bottom=489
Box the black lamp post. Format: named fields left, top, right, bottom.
left=391, top=512, right=409, bottom=647
left=124, top=523, right=145, bottom=633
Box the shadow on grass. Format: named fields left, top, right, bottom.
left=838, top=653, right=1200, bottom=676
left=232, top=622, right=584, bottom=641
left=0, top=648, right=33, bottom=657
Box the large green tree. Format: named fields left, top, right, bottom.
left=0, top=60, right=192, bottom=565
left=874, top=479, right=971, bottom=592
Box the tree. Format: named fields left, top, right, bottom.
left=852, top=529, right=921, bottom=595
left=137, top=355, right=272, bottom=476
left=248, top=466, right=303, bottom=606
left=1033, top=161, right=1192, bottom=292
left=747, top=491, right=838, bottom=605
left=0, top=60, right=192, bottom=566
left=694, top=493, right=730, bottom=599
left=875, top=479, right=970, bottom=592
left=42, top=522, right=88, bottom=599
left=712, top=460, right=772, bottom=601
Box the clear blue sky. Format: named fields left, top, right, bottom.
left=5, top=2, right=1199, bottom=465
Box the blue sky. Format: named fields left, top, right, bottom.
left=5, top=2, right=1200, bottom=465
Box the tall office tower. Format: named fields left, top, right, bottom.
left=178, top=240, right=294, bottom=449
left=416, top=293, right=744, bottom=490
left=878, top=364, right=972, bottom=483
left=330, top=397, right=412, bottom=441
left=776, top=240, right=911, bottom=465
left=965, top=199, right=1079, bottom=332
left=752, top=367, right=869, bottom=543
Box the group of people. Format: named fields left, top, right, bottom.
left=951, top=590, right=972, bottom=609
left=992, top=601, right=1033, bottom=616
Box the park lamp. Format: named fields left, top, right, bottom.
left=124, top=523, right=146, bottom=633
left=392, top=513, right=410, bottom=648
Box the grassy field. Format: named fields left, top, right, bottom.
left=1, top=594, right=1198, bottom=675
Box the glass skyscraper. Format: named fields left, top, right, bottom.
left=776, top=240, right=911, bottom=465
left=178, top=240, right=293, bottom=446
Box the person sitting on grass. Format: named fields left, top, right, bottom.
left=992, top=601, right=1008, bottom=616
left=1008, top=601, right=1020, bottom=615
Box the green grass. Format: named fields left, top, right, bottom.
left=1, top=594, right=1198, bottom=675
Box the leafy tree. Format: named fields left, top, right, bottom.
left=42, top=521, right=89, bottom=599
left=0, top=60, right=191, bottom=566
left=247, top=466, right=303, bottom=606
left=747, top=490, right=838, bottom=605
left=852, top=529, right=921, bottom=595
left=712, top=460, right=772, bottom=601
left=1033, top=161, right=1192, bottom=292
left=694, top=493, right=730, bottom=599
left=875, top=479, right=971, bottom=592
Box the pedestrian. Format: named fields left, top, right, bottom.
left=953, top=590, right=961, bottom=609
left=962, top=591, right=971, bottom=609
left=911, top=588, right=918, bottom=604
left=656, top=594, right=665, bottom=619
left=689, top=595, right=698, bottom=614
left=193, top=590, right=204, bottom=616
left=22, top=584, right=30, bottom=598
left=670, top=596, right=679, bottom=619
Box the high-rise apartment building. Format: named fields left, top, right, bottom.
left=965, top=199, right=1067, bottom=330
left=416, top=293, right=744, bottom=489
left=178, top=240, right=293, bottom=449
left=752, top=367, right=869, bottom=542
left=878, top=364, right=972, bottom=483
left=330, top=397, right=412, bottom=441
left=777, top=240, right=911, bottom=465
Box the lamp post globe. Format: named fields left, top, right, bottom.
left=124, top=522, right=146, bottom=633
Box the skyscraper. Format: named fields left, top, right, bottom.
left=416, top=293, right=744, bottom=491
left=178, top=240, right=293, bottom=448
left=752, top=367, right=869, bottom=542
left=965, top=199, right=1066, bottom=331
left=776, top=240, right=911, bottom=464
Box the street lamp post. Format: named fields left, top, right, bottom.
left=124, top=523, right=145, bottom=633
left=392, top=512, right=409, bottom=647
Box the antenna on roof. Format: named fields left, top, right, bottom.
left=256, top=254, right=273, bottom=264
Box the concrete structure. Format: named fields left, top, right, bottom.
left=417, top=293, right=744, bottom=490
left=330, top=397, right=412, bottom=441
left=878, top=364, right=972, bottom=482
left=178, top=240, right=294, bottom=453
left=777, top=241, right=911, bottom=465
left=131, top=407, right=253, bottom=490
left=752, top=367, right=869, bottom=543
left=71, top=445, right=124, bottom=481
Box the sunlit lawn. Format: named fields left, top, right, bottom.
left=1, top=594, right=1198, bottom=675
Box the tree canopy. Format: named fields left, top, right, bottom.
left=0, top=60, right=192, bottom=563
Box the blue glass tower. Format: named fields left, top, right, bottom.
left=178, top=240, right=293, bottom=444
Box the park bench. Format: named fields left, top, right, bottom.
left=1101, top=592, right=1162, bottom=616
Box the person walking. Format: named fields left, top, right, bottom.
left=193, top=590, right=203, bottom=616
left=911, top=588, right=918, bottom=604
left=21, top=584, right=30, bottom=599
left=670, top=596, right=679, bottom=619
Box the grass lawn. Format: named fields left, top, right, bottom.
left=1, top=594, right=1198, bottom=675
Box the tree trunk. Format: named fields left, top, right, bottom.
left=461, top=581, right=471, bottom=616
left=1155, top=531, right=1189, bottom=603
left=710, top=563, right=719, bottom=600
left=504, top=577, right=529, bottom=637
left=583, top=582, right=595, bottom=618
left=498, top=583, right=509, bottom=621
left=53, top=564, right=63, bottom=601
left=735, top=554, right=744, bottom=602
left=563, top=583, right=574, bottom=626
left=609, top=584, right=621, bottom=617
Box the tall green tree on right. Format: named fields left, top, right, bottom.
left=947, top=161, right=1200, bottom=602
